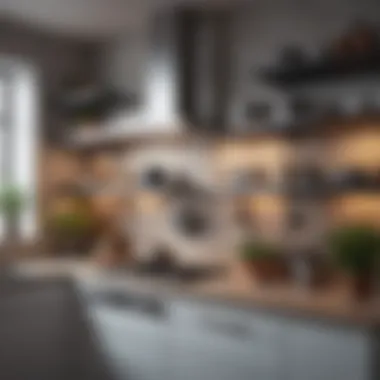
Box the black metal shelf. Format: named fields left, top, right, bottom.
left=258, top=58, right=380, bottom=88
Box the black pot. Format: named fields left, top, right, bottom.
left=286, top=166, right=326, bottom=197
left=142, top=167, right=169, bottom=190
left=329, top=169, right=371, bottom=191
left=174, top=205, right=211, bottom=238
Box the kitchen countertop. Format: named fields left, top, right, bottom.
left=13, top=258, right=380, bottom=329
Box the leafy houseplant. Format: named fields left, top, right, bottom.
left=49, top=210, right=95, bottom=253
left=240, top=239, right=287, bottom=284
left=328, top=224, right=380, bottom=299
left=0, top=185, right=25, bottom=240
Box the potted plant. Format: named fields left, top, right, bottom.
left=48, top=209, right=95, bottom=254
left=328, top=224, right=380, bottom=300
left=239, top=239, right=287, bottom=284
left=0, top=185, right=25, bottom=240
left=0, top=185, right=26, bottom=266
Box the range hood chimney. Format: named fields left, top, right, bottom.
left=145, top=8, right=231, bottom=133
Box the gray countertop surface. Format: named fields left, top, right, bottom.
left=13, top=258, right=380, bottom=329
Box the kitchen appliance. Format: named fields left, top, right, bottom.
left=130, top=146, right=237, bottom=270
left=146, top=8, right=232, bottom=131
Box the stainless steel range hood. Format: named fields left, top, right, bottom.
left=71, top=7, right=232, bottom=148
left=145, top=7, right=232, bottom=133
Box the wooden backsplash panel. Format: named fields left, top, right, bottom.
left=248, top=195, right=286, bottom=243
left=134, top=192, right=166, bottom=215
left=215, top=138, right=291, bottom=183
left=327, top=127, right=380, bottom=170
left=326, top=125, right=380, bottom=227
left=89, top=194, right=127, bottom=221
left=329, top=195, right=380, bottom=228
left=41, top=149, right=83, bottom=194
left=91, top=152, right=123, bottom=182
left=40, top=124, right=380, bottom=258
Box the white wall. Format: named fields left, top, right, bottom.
left=104, top=27, right=149, bottom=96
left=1, top=0, right=146, bottom=37
left=103, top=0, right=380, bottom=127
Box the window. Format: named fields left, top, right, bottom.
left=0, top=59, right=39, bottom=243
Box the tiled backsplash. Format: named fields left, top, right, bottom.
left=43, top=123, right=380, bottom=264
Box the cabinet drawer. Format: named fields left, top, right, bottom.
left=282, top=321, right=370, bottom=380
left=171, top=301, right=279, bottom=342
left=171, top=302, right=281, bottom=373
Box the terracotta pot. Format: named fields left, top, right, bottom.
left=346, top=274, right=374, bottom=301
left=245, top=258, right=288, bottom=284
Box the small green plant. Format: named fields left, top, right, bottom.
left=240, top=239, right=279, bottom=262
left=0, top=185, right=25, bottom=216
left=328, top=224, right=380, bottom=276
left=50, top=210, right=93, bottom=238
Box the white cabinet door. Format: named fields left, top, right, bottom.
left=89, top=302, right=169, bottom=380
left=171, top=302, right=280, bottom=380
left=282, top=321, right=370, bottom=380
left=172, top=335, right=275, bottom=380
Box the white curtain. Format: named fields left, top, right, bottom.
left=0, top=60, right=39, bottom=243
left=0, top=128, right=4, bottom=242
left=12, top=63, right=39, bottom=242
left=0, top=78, right=6, bottom=242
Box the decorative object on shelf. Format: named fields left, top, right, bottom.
left=328, top=168, right=373, bottom=192
left=285, top=165, right=326, bottom=198
left=340, top=94, right=365, bottom=116
left=245, top=96, right=293, bottom=130
left=286, top=209, right=308, bottom=231
left=289, top=97, right=317, bottom=120
left=58, top=76, right=138, bottom=127
left=258, top=23, right=380, bottom=88
left=141, top=166, right=170, bottom=191
left=167, top=176, right=203, bottom=201
left=239, top=239, right=288, bottom=285
left=324, top=103, right=344, bottom=119
left=327, top=22, right=380, bottom=63
left=328, top=224, right=380, bottom=300
left=174, top=203, right=211, bottom=239
left=289, top=249, right=332, bottom=290
left=136, top=246, right=177, bottom=275
left=347, top=169, right=370, bottom=189
left=328, top=169, right=350, bottom=190
left=230, top=169, right=271, bottom=195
